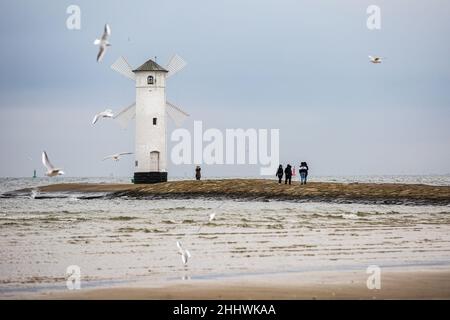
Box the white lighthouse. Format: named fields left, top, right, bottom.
left=133, top=59, right=168, bottom=183
left=110, top=55, right=188, bottom=184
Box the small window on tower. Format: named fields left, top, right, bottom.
left=135, top=160, right=138, bottom=167
left=147, top=76, right=154, bottom=85
left=153, top=118, right=157, bottom=125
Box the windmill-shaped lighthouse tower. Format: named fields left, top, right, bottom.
left=111, top=55, right=189, bottom=183
left=134, top=59, right=168, bottom=183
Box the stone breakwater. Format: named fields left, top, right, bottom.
left=7, top=179, right=450, bottom=205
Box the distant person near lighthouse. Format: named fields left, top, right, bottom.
left=299, top=162, right=309, bottom=185
left=284, top=164, right=292, bottom=185
left=276, top=165, right=284, bottom=183
left=195, top=166, right=202, bottom=181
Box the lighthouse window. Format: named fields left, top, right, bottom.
left=153, top=118, right=157, bottom=125
left=147, top=76, right=154, bottom=85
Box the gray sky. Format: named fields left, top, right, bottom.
left=0, top=0, right=449, bottom=178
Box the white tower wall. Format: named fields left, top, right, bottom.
left=134, top=70, right=167, bottom=175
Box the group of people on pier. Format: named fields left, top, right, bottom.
left=194, top=163, right=309, bottom=185
left=276, top=162, right=309, bottom=185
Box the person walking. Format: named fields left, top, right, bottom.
left=299, top=162, right=309, bottom=185
left=276, top=165, right=284, bottom=183
left=284, top=164, right=292, bottom=185
left=195, top=166, right=201, bottom=181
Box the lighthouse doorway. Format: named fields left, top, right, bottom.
left=150, top=151, right=160, bottom=171
left=134, top=150, right=166, bottom=184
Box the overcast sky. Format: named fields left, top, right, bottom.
left=0, top=0, right=449, bottom=178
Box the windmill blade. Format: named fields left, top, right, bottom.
left=113, top=103, right=136, bottom=128
left=166, top=54, right=187, bottom=79
left=111, top=56, right=136, bottom=81
left=166, top=101, right=189, bottom=127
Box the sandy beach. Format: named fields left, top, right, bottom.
left=36, top=267, right=450, bottom=300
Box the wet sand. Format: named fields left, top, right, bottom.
left=38, top=267, right=450, bottom=300
left=11, top=179, right=450, bottom=205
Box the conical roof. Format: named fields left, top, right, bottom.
left=133, top=58, right=168, bottom=73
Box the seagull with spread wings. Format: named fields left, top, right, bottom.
left=92, top=109, right=114, bottom=125
left=94, top=24, right=111, bottom=62
left=176, top=241, right=192, bottom=266
left=42, top=151, right=65, bottom=177
left=369, top=55, right=385, bottom=64
left=102, top=152, right=133, bottom=161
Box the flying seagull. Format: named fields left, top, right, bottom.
left=369, top=56, right=385, bottom=64
left=42, top=151, right=65, bottom=177
left=94, top=24, right=111, bottom=62
left=197, top=203, right=224, bottom=233
left=30, top=189, right=39, bottom=199
left=197, top=212, right=217, bottom=233
left=176, top=241, right=191, bottom=266
left=92, top=109, right=114, bottom=125
left=102, top=152, right=133, bottom=161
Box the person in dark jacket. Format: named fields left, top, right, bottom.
left=195, top=166, right=201, bottom=180
left=276, top=165, right=283, bottom=183
left=284, top=164, right=292, bottom=185
left=299, top=162, right=309, bottom=185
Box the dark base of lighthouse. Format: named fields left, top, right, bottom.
left=133, top=172, right=168, bottom=184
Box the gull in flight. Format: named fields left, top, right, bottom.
left=369, top=55, right=385, bottom=64
left=176, top=241, right=191, bottom=266
left=92, top=109, right=114, bottom=125
left=42, top=151, right=65, bottom=177
left=197, top=203, right=224, bottom=233
left=102, top=152, right=133, bottom=161
left=94, top=24, right=111, bottom=62
left=30, top=189, right=39, bottom=199
left=197, top=212, right=217, bottom=233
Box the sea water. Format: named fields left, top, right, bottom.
left=0, top=176, right=449, bottom=296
